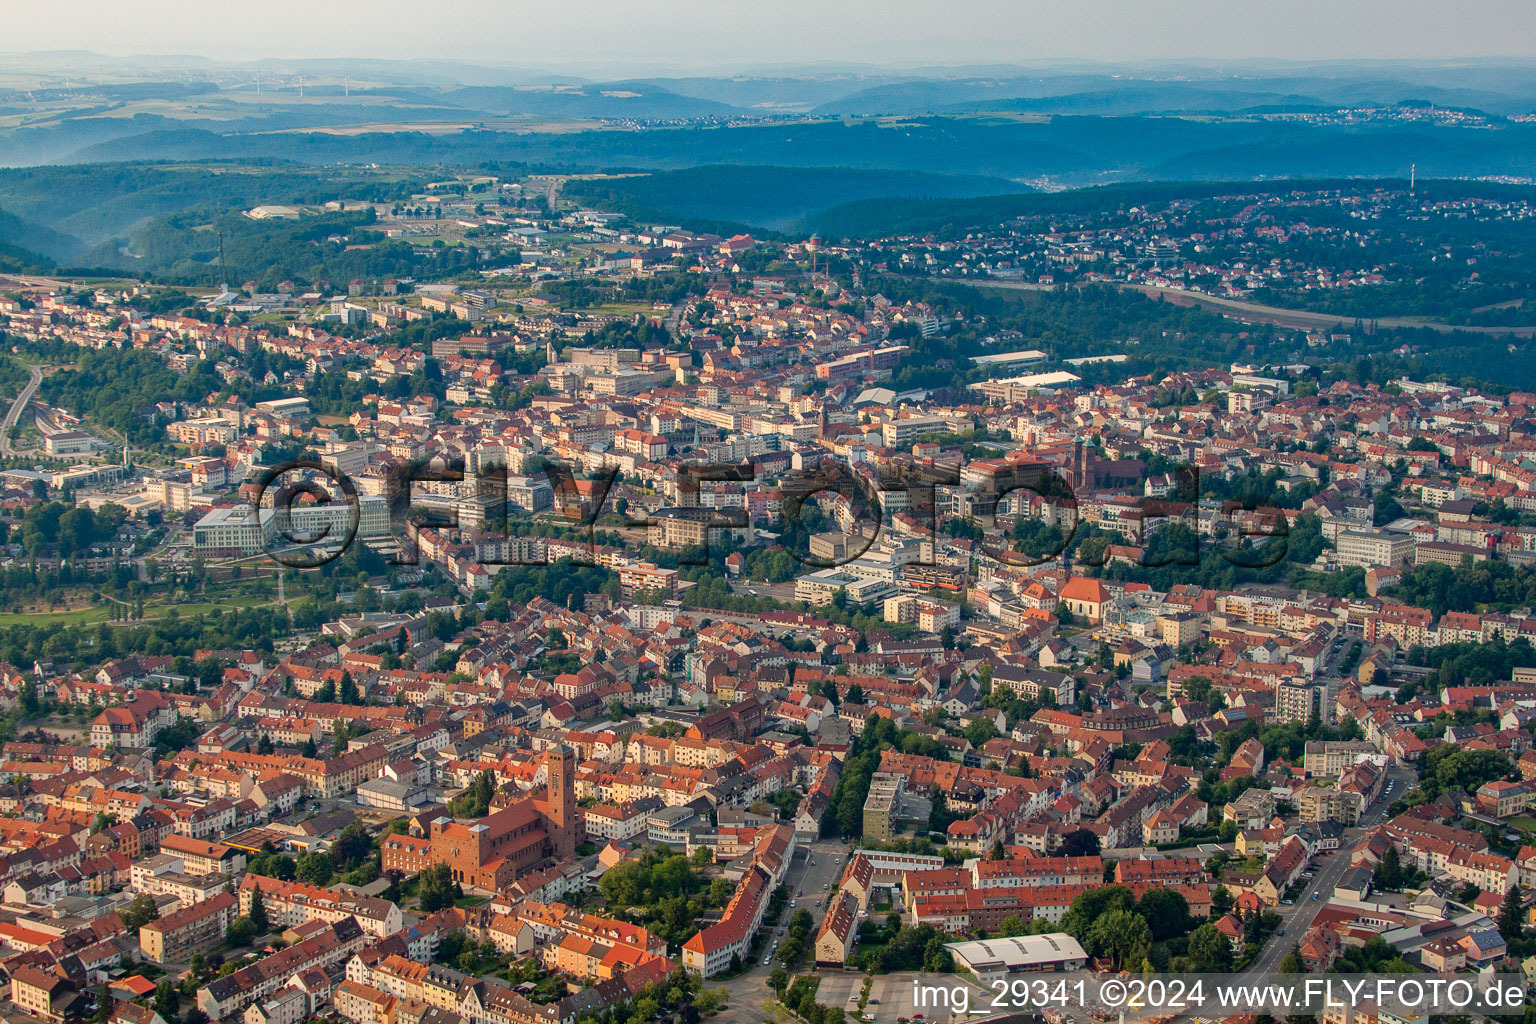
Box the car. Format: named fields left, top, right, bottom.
left=1282, top=899, right=1293, bottom=905
left=1277, top=928, right=1285, bottom=936
left=869, top=1000, right=880, bottom=1006
left=1312, top=892, right=1320, bottom=900
left=765, top=958, right=772, bottom=965
left=790, top=900, right=797, bottom=907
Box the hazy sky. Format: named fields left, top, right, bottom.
left=9, top=0, right=1536, bottom=68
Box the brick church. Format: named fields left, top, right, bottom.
left=381, top=746, right=583, bottom=892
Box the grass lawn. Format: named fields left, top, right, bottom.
left=0, top=605, right=114, bottom=627
left=1507, top=815, right=1536, bottom=833
left=0, top=591, right=277, bottom=628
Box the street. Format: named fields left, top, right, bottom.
left=1236, top=762, right=1410, bottom=981
left=0, top=363, right=44, bottom=456
left=711, top=839, right=858, bottom=1023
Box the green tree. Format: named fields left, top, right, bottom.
left=296, top=851, right=334, bottom=886
left=249, top=884, right=269, bottom=934
left=1500, top=884, right=1525, bottom=943
left=1186, top=923, right=1233, bottom=972
left=418, top=863, right=461, bottom=913
left=1090, top=908, right=1152, bottom=969
left=153, top=980, right=180, bottom=1020
left=122, top=892, right=159, bottom=929
left=225, top=915, right=257, bottom=947
left=1137, top=887, right=1191, bottom=941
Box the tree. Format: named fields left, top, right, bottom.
left=331, top=821, right=374, bottom=873
left=153, top=981, right=180, bottom=1020
left=225, top=915, right=257, bottom=947
left=1374, top=845, right=1405, bottom=891
left=1137, top=887, right=1191, bottom=941
left=296, top=852, right=334, bottom=886
left=1059, top=829, right=1101, bottom=857
left=450, top=770, right=496, bottom=818
left=767, top=967, right=788, bottom=995
left=122, top=892, right=159, bottom=929
left=1500, top=884, right=1525, bottom=943
left=965, top=717, right=999, bottom=747
left=1186, top=923, right=1233, bottom=972
left=418, top=863, right=461, bottom=913
left=249, top=885, right=269, bottom=934
left=1062, top=885, right=1135, bottom=943
left=1090, top=908, right=1152, bottom=969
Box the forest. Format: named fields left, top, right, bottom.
left=39, top=348, right=228, bottom=446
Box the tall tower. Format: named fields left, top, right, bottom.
left=1072, top=437, right=1093, bottom=492
left=544, top=745, right=580, bottom=859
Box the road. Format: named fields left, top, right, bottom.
left=1236, top=762, right=1411, bottom=982
left=728, top=579, right=801, bottom=603
left=969, top=279, right=1536, bottom=338
left=713, top=839, right=856, bottom=1024
left=0, top=363, right=44, bottom=456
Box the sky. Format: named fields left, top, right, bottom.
left=8, top=0, right=1536, bottom=69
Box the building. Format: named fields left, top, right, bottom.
left=381, top=747, right=581, bottom=892
left=943, top=933, right=1088, bottom=983
left=644, top=507, right=753, bottom=551
left=192, top=497, right=391, bottom=556
left=141, top=892, right=238, bottom=963
left=10, top=966, right=78, bottom=1022
left=815, top=891, right=859, bottom=967
left=881, top=415, right=951, bottom=447
left=794, top=568, right=896, bottom=606
left=1336, top=530, right=1415, bottom=569
left=1058, top=577, right=1110, bottom=622
left=680, top=865, right=770, bottom=977
left=240, top=876, right=404, bottom=938
left=44, top=430, right=97, bottom=456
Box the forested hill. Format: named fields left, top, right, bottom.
left=802, top=177, right=1536, bottom=239
left=560, top=165, right=1032, bottom=233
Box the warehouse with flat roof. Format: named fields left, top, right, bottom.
left=945, top=933, right=1088, bottom=981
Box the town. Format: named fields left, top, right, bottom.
left=2, top=54, right=1536, bottom=1024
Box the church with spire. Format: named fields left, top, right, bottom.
left=380, top=746, right=583, bottom=892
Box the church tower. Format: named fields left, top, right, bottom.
left=1072, top=437, right=1093, bottom=492
left=544, top=745, right=581, bottom=859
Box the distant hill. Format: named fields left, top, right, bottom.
left=0, top=205, right=77, bottom=264
left=562, top=165, right=1032, bottom=231
left=802, top=177, right=1536, bottom=239
left=810, top=72, right=1536, bottom=117
left=440, top=84, right=744, bottom=119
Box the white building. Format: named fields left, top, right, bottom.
left=944, top=933, right=1088, bottom=983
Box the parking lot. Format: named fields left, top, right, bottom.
left=812, top=971, right=992, bottom=1024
